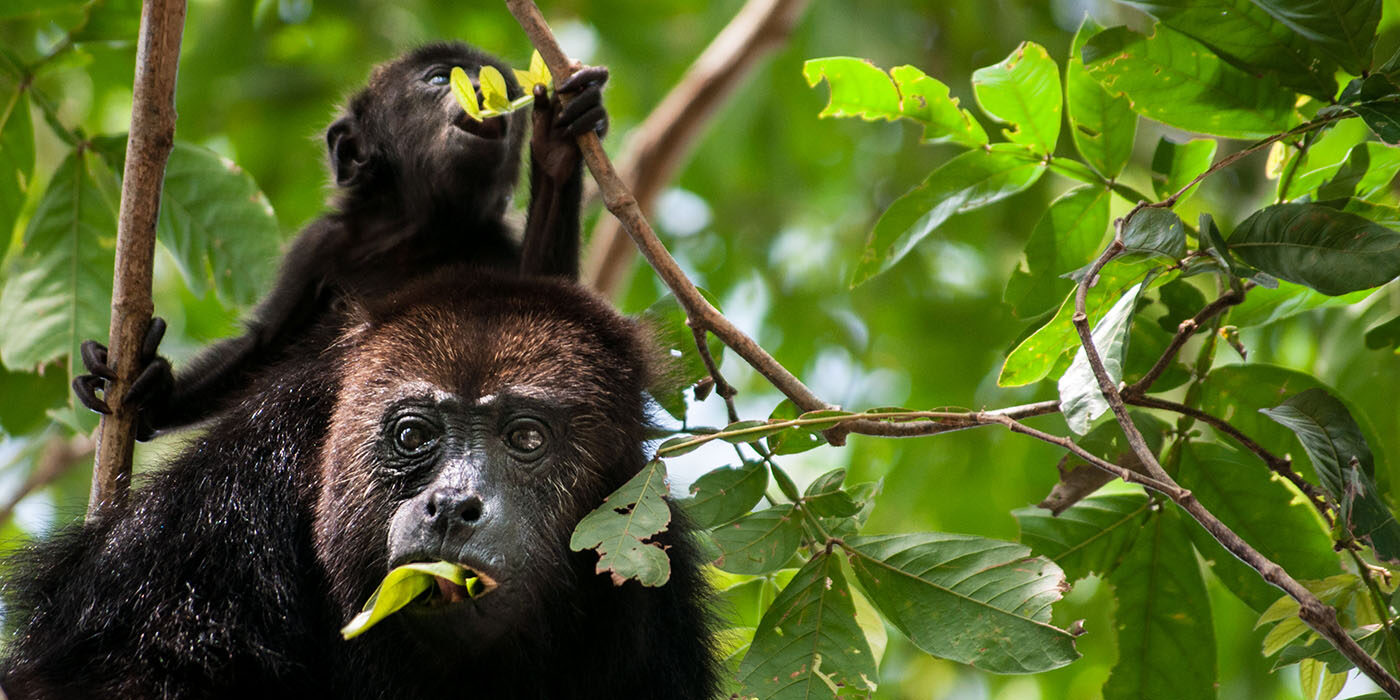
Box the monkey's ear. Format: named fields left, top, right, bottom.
left=326, top=117, right=369, bottom=187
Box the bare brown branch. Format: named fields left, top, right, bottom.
left=507, top=0, right=838, bottom=434
left=583, top=0, right=810, bottom=296
left=90, top=0, right=186, bottom=522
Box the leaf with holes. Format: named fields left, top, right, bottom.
left=737, top=552, right=879, bottom=699
left=570, top=459, right=673, bottom=586
left=802, top=58, right=987, bottom=148
left=846, top=533, right=1078, bottom=673
left=1067, top=16, right=1136, bottom=178
left=972, top=42, right=1062, bottom=154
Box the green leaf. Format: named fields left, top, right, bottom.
left=801, top=58, right=987, bottom=148
left=765, top=399, right=828, bottom=455
left=1317, top=142, right=1400, bottom=201
left=156, top=143, right=280, bottom=306
left=852, top=144, right=1045, bottom=286
left=678, top=462, right=768, bottom=529
left=1067, top=16, right=1137, bottom=178
left=1227, top=202, right=1400, bottom=296
left=341, top=561, right=477, bottom=639
left=1150, top=138, right=1216, bottom=205
left=1198, top=364, right=1391, bottom=488
left=889, top=65, right=989, bottom=147
left=1058, top=274, right=1155, bottom=435
left=1177, top=442, right=1338, bottom=612
left=1299, top=658, right=1349, bottom=700
left=971, top=42, right=1062, bottom=154
left=712, top=505, right=803, bottom=575
left=1000, top=258, right=1167, bottom=387
left=1262, top=388, right=1400, bottom=564
left=1229, top=280, right=1372, bottom=328
left=0, top=81, right=33, bottom=258
left=0, top=149, right=117, bottom=376
left=0, top=366, right=68, bottom=436
left=1275, top=626, right=1386, bottom=673
left=1116, top=0, right=1339, bottom=100
left=1339, top=88, right=1400, bottom=144
left=1005, top=186, right=1112, bottom=319
left=1120, top=208, right=1187, bottom=261
left=1103, top=509, right=1217, bottom=700
left=450, top=66, right=482, bottom=121
left=846, top=533, right=1079, bottom=674
left=803, top=468, right=859, bottom=518
left=737, top=553, right=879, bottom=699
left=1014, top=493, right=1152, bottom=581
left=478, top=65, right=511, bottom=112
left=1253, top=0, right=1381, bottom=76
left=570, top=459, right=673, bottom=586
left=1083, top=25, right=1298, bottom=139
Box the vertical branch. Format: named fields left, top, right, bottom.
left=89, top=0, right=186, bottom=522
left=583, top=0, right=810, bottom=296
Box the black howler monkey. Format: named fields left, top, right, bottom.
left=2, top=266, right=719, bottom=698
left=73, top=42, right=608, bottom=439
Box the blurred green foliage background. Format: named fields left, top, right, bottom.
left=4, top=0, right=1400, bottom=697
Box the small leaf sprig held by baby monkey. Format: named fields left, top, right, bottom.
left=452, top=49, right=553, bottom=121
left=341, top=561, right=491, bottom=639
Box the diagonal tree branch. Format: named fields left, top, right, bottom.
left=89, top=0, right=186, bottom=522
left=584, top=0, right=810, bottom=297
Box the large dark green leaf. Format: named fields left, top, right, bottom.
left=737, top=553, right=878, bottom=699
left=971, top=42, right=1061, bottom=154
left=0, top=79, right=33, bottom=258
left=1120, top=208, right=1187, bottom=261
left=1067, top=16, right=1136, bottom=178
left=712, top=505, right=803, bottom=575
left=853, top=144, right=1045, bottom=286
left=1059, top=273, right=1155, bottom=435
left=846, top=533, right=1079, bottom=674
left=1254, top=0, right=1381, bottom=76
left=1177, top=442, right=1339, bottom=612
left=1228, top=202, right=1400, bottom=295
left=1005, top=186, right=1111, bottom=319
left=1083, top=25, right=1297, bottom=139
left=1103, top=509, right=1217, bottom=700
left=1197, top=364, right=1391, bottom=488
left=1262, top=388, right=1400, bottom=564
left=802, top=57, right=986, bottom=148
left=570, top=459, right=673, bottom=586
left=1014, top=493, right=1151, bottom=581
left=1000, top=258, right=1167, bottom=387
left=1117, top=0, right=1339, bottom=99
left=156, top=143, right=280, bottom=307
left=678, top=462, right=768, bottom=529
left=0, top=149, right=117, bottom=375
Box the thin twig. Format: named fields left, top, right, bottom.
left=1351, top=548, right=1400, bottom=672
left=507, top=0, right=840, bottom=439
left=979, top=413, right=1182, bottom=496
left=584, top=0, right=811, bottom=296
left=691, top=325, right=740, bottom=425
left=1122, top=288, right=1244, bottom=397
left=89, top=0, right=186, bottom=522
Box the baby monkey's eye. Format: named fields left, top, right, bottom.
left=426, top=71, right=450, bottom=86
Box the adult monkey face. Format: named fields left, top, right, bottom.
left=312, top=272, right=650, bottom=654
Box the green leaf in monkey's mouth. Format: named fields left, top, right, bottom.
left=340, top=561, right=494, bottom=639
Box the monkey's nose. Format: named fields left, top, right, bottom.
left=425, top=487, right=484, bottom=526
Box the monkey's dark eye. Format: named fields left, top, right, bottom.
left=504, top=418, right=548, bottom=458
left=426, top=73, right=450, bottom=86
left=392, top=416, right=439, bottom=456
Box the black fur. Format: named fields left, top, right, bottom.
left=72, top=42, right=608, bottom=439
left=4, top=269, right=718, bottom=699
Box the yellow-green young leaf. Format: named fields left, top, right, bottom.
left=341, top=561, right=476, bottom=639
left=479, top=65, right=512, bottom=112
left=450, top=66, right=482, bottom=121
left=1262, top=617, right=1311, bottom=656
left=1299, top=658, right=1349, bottom=700
left=513, top=49, right=552, bottom=91
left=801, top=58, right=987, bottom=147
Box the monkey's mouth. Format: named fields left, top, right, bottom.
left=422, top=567, right=498, bottom=606
left=451, top=110, right=507, bottom=140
